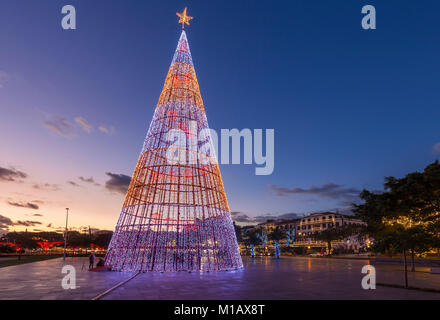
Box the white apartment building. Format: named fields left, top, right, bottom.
left=246, top=212, right=368, bottom=253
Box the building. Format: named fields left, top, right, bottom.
left=240, top=212, right=368, bottom=255
left=295, top=212, right=364, bottom=237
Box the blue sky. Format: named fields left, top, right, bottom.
left=0, top=0, right=439, bottom=231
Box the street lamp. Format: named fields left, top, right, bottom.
left=63, top=208, right=69, bottom=260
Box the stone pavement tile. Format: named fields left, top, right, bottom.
left=102, top=257, right=440, bottom=300
left=1, top=256, right=440, bottom=300
left=374, top=263, right=440, bottom=290
left=0, top=257, right=135, bottom=300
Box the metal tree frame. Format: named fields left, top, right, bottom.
left=105, top=31, right=243, bottom=272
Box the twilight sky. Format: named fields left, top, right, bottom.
left=1, top=0, right=439, bottom=233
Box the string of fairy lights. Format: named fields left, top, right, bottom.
left=105, top=10, right=243, bottom=272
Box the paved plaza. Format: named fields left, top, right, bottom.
left=0, top=256, right=439, bottom=300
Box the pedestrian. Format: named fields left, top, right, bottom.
left=89, top=253, right=95, bottom=269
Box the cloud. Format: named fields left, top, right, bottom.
left=43, top=117, right=75, bottom=138
left=43, top=114, right=114, bottom=138
left=0, top=71, right=9, bottom=88
left=314, top=207, right=355, bottom=216
left=75, top=117, right=93, bottom=133
left=253, top=212, right=301, bottom=222
left=0, top=213, right=42, bottom=231
left=432, top=142, right=440, bottom=155
left=269, top=182, right=360, bottom=204
left=0, top=167, right=27, bottom=182
left=230, top=211, right=302, bottom=224
left=67, top=181, right=80, bottom=187
left=104, top=172, right=131, bottom=194
left=99, top=125, right=115, bottom=135
left=78, top=176, right=100, bottom=186
left=32, top=213, right=43, bottom=217
left=0, top=214, right=14, bottom=230
left=32, top=183, right=60, bottom=191
left=45, top=223, right=64, bottom=230
left=14, top=220, right=42, bottom=227
left=230, top=211, right=252, bottom=223
left=7, top=201, right=39, bottom=210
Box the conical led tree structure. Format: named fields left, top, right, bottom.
left=105, top=31, right=243, bottom=272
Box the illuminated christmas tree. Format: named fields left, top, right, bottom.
left=105, top=9, right=243, bottom=272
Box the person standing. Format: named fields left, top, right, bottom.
left=89, top=253, right=95, bottom=269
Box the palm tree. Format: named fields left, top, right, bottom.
left=244, top=230, right=260, bottom=256
left=269, top=227, right=284, bottom=258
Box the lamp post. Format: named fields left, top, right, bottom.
left=63, top=208, right=69, bottom=260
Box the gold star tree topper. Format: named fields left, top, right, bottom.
left=176, top=8, right=193, bottom=29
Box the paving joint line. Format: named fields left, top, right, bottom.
left=91, top=271, right=141, bottom=300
